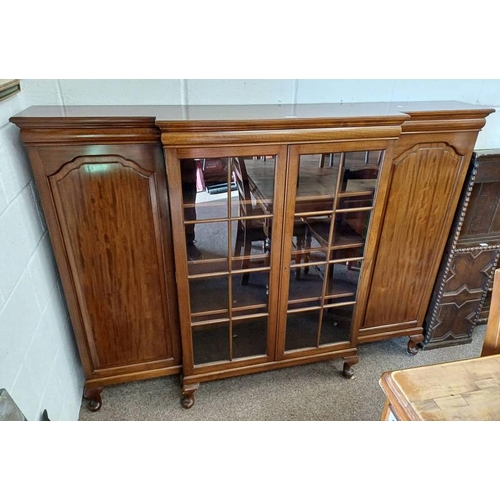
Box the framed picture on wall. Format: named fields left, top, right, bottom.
left=0, top=79, right=21, bottom=102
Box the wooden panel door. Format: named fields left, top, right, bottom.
left=42, top=150, right=180, bottom=401
left=50, top=155, right=172, bottom=365
left=360, top=142, right=470, bottom=346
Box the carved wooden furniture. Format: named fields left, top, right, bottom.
left=10, top=102, right=494, bottom=409
left=424, top=150, right=500, bottom=349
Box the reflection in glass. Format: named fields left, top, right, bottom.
left=337, top=193, right=374, bottom=210
left=185, top=221, right=229, bottom=269
left=285, top=310, right=321, bottom=350
left=341, top=151, right=382, bottom=194
left=284, top=149, right=383, bottom=353
left=328, top=263, right=361, bottom=297
left=288, top=264, right=326, bottom=303
left=182, top=155, right=278, bottom=367
left=296, top=155, right=338, bottom=214
left=233, top=217, right=270, bottom=262
left=319, top=305, right=354, bottom=345
left=189, top=276, right=228, bottom=317
left=233, top=156, right=275, bottom=216
left=232, top=317, right=268, bottom=358
left=232, top=272, right=269, bottom=312
left=193, top=323, right=230, bottom=365
left=334, top=212, right=367, bottom=247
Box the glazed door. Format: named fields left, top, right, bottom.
left=166, top=146, right=288, bottom=377
left=276, top=144, right=387, bottom=361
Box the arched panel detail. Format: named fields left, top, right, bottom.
left=363, top=142, right=466, bottom=328
left=51, top=154, right=153, bottom=182
left=393, top=142, right=462, bottom=166
left=49, top=154, right=172, bottom=369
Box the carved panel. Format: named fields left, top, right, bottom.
left=50, top=155, right=173, bottom=368
left=363, top=143, right=465, bottom=329
left=425, top=249, right=499, bottom=345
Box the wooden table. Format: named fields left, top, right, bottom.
left=379, top=354, right=500, bottom=420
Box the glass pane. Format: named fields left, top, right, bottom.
left=333, top=212, right=368, bottom=247
left=319, top=305, right=354, bottom=345
left=186, top=221, right=229, bottom=270
left=285, top=310, right=321, bottom=350
left=233, top=217, right=270, bottom=263
left=232, top=272, right=269, bottom=313
left=192, top=322, right=230, bottom=365
left=328, top=262, right=362, bottom=297
left=340, top=151, right=381, bottom=194
left=181, top=158, right=231, bottom=222
left=337, top=193, right=374, bottom=210
left=189, top=276, right=228, bottom=319
left=295, top=154, right=338, bottom=214
left=305, top=215, right=332, bottom=249
left=288, top=263, right=326, bottom=303
left=232, top=317, right=268, bottom=358
left=303, top=216, right=365, bottom=261
left=230, top=156, right=274, bottom=275
left=232, top=156, right=275, bottom=217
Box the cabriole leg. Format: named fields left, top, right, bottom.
left=181, top=383, right=200, bottom=409
left=407, top=334, right=424, bottom=355
left=342, top=354, right=359, bottom=379
left=84, top=386, right=104, bottom=412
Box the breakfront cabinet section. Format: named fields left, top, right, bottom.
left=159, top=110, right=410, bottom=408
left=9, top=114, right=181, bottom=411
left=358, top=111, right=492, bottom=353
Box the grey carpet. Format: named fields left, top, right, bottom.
left=78, top=325, right=486, bottom=421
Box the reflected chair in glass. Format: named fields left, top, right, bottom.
left=232, top=157, right=307, bottom=284
left=306, top=151, right=382, bottom=272
left=232, top=157, right=271, bottom=285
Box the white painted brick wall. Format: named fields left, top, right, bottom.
left=0, top=89, right=84, bottom=421
left=2, top=79, right=499, bottom=422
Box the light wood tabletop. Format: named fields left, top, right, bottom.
left=379, top=353, right=500, bottom=421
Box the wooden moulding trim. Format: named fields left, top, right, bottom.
left=86, top=364, right=181, bottom=388
left=10, top=115, right=157, bottom=129
left=157, top=115, right=409, bottom=133
left=93, top=358, right=177, bottom=378
left=161, top=125, right=403, bottom=147
left=184, top=348, right=357, bottom=384
left=358, top=326, right=423, bottom=343
left=360, top=320, right=418, bottom=334
left=403, top=108, right=495, bottom=121
left=401, top=117, right=489, bottom=134
left=17, top=127, right=161, bottom=145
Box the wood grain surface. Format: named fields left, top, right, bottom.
left=380, top=354, right=500, bottom=420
